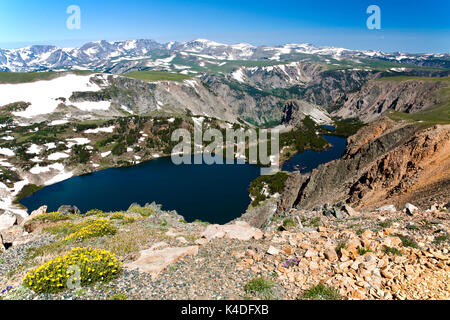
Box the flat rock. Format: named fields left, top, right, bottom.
left=376, top=205, right=396, bottom=213
left=1, top=225, right=23, bottom=243
left=324, top=249, right=338, bottom=262
left=176, top=236, right=188, bottom=244
left=202, top=221, right=263, bottom=241
left=267, top=246, right=280, bottom=255
left=125, top=246, right=199, bottom=278
left=194, top=238, right=209, bottom=246
left=0, top=213, right=17, bottom=232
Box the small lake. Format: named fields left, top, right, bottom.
left=21, top=157, right=261, bottom=224
left=282, top=135, right=347, bottom=173
left=21, top=135, right=347, bottom=224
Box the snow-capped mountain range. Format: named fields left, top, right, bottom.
left=1, top=38, right=448, bottom=73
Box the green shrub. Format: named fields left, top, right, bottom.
left=245, top=277, right=275, bottom=297
left=128, top=204, right=155, bottom=217
left=31, top=212, right=73, bottom=223
left=23, top=247, right=122, bottom=293
left=378, top=220, right=393, bottom=228
left=107, top=292, right=128, bottom=300
left=301, top=283, right=341, bottom=300
left=72, top=145, right=90, bottom=163
left=396, top=235, right=419, bottom=249
left=13, top=184, right=42, bottom=204
left=42, top=221, right=80, bottom=236
left=308, top=217, right=321, bottom=228
left=122, top=215, right=136, bottom=224
left=335, top=241, right=347, bottom=254
left=249, top=172, right=289, bottom=206
left=357, top=248, right=372, bottom=255
left=382, top=246, right=402, bottom=256
left=194, top=219, right=210, bottom=226
left=85, top=209, right=103, bottom=216
left=110, top=212, right=125, bottom=220
left=62, top=218, right=117, bottom=242
left=433, top=234, right=448, bottom=244
left=282, top=218, right=297, bottom=227
left=112, top=142, right=126, bottom=156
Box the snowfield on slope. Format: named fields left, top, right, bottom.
left=0, top=74, right=110, bottom=118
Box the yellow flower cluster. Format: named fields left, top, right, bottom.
left=110, top=212, right=125, bottom=220
left=123, top=215, right=136, bottom=224
left=85, top=209, right=103, bottom=216
left=23, top=247, right=122, bottom=294
left=62, top=218, right=117, bottom=242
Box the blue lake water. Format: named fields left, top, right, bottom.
left=21, top=135, right=347, bottom=224
left=282, top=135, right=347, bottom=173
left=21, top=157, right=261, bottom=224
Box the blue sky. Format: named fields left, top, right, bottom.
left=0, top=0, right=448, bottom=52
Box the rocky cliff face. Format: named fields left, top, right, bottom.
left=332, top=78, right=450, bottom=122
left=281, top=100, right=331, bottom=126
left=231, top=63, right=382, bottom=110
left=291, top=118, right=450, bottom=210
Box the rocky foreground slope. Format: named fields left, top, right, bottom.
left=0, top=201, right=448, bottom=300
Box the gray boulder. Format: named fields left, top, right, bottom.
left=376, top=205, right=396, bottom=213
left=322, top=207, right=334, bottom=218
left=342, top=204, right=357, bottom=217
left=0, top=213, right=17, bottom=232
left=405, top=203, right=418, bottom=216
left=332, top=207, right=344, bottom=219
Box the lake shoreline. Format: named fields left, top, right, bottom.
left=16, top=135, right=347, bottom=223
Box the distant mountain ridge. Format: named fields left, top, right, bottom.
left=1, top=38, right=449, bottom=73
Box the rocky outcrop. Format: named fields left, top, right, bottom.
left=281, top=100, right=331, bottom=126
left=201, top=221, right=264, bottom=241
left=0, top=213, right=16, bottom=232
left=292, top=118, right=450, bottom=210
left=21, top=206, right=47, bottom=227
left=332, top=77, right=449, bottom=122
left=275, top=172, right=304, bottom=214
left=235, top=62, right=382, bottom=111
left=101, top=74, right=287, bottom=125
left=125, top=244, right=199, bottom=279
left=237, top=199, right=278, bottom=229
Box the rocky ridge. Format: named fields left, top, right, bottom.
left=333, top=77, right=450, bottom=122
left=290, top=117, right=450, bottom=211
left=2, top=39, right=449, bottom=73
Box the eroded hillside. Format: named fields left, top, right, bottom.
left=288, top=118, right=450, bottom=211
left=332, top=77, right=450, bottom=122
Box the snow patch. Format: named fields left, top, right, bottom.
left=84, top=126, right=115, bottom=134
left=0, top=74, right=107, bottom=118
left=48, top=152, right=70, bottom=161
left=231, top=69, right=246, bottom=83
left=0, top=148, right=15, bottom=157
